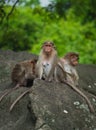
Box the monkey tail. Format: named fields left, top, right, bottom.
left=0, top=84, right=19, bottom=102
left=9, top=88, right=31, bottom=112
left=64, top=81, right=94, bottom=113
left=0, top=90, right=11, bottom=102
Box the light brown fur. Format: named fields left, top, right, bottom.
left=54, top=52, right=94, bottom=113
left=0, top=59, right=37, bottom=110
left=60, top=52, right=79, bottom=86
left=36, top=41, right=58, bottom=81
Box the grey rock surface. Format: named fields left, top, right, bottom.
left=0, top=50, right=96, bottom=130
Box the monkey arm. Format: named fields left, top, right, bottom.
left=35, top=61, right=43, bottom=79
left=46, top=55, right=58, bottom=81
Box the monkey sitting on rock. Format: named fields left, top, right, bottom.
left=0, top=41, right=95, bottom=113
left=59, top=52, right=79, bottom=86
left=55, top=52, right=94, bottom=113
left=35, top=41, right=58, bottom=82
left=0, top=58, right=37, bottom=111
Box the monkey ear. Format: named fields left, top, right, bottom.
left=75, top=53, right=79, bottom=59
left=53, top=45, right=56, bottom=50
left=77, top=54, right=79, bottom=60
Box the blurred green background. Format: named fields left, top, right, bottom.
left=0, top=0, right=96, bottom=64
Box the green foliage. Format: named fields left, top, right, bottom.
left=0, top=3, right=96, bottom=64
left=50, top=0, right=96, bottom=22
left=31, top=9, right=96, bottom=64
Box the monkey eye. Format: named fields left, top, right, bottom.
left=45, top=44, right=52, bottom=47
left=71, top=55, right=79, bottom=61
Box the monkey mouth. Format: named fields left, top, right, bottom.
left=73, top=61, right=78, bottom=66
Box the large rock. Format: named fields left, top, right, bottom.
left=0, top=50, right=96, bottom=130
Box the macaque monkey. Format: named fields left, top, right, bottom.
left=60, top=52, right=79, bottom=86
left=55, top=52, right=79, bottom=84
left=0, top=59, right=37, bottom=111
left=10, top=43, right=57, bottom=112
left=11, top=58, right=37, bottom=86
left=36, top=41, right=58, bottom=81
left=54, top=52, right=94, bottom=113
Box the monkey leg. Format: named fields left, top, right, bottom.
left=9, top=88, right=31, bottom=112
left=0, top=84, right=20, bottom=102
left=63, top=80, right=95, bottom=113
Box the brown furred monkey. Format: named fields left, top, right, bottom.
left=55, top=52, right=94, bottom=113
left=36, top=41, right=58, bottom=81
left=60, top=52, right=79, bottom=86
left=0, top=59, right=37, bottom=105
left=11, top=59, right=37, bottom=86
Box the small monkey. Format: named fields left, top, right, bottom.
left=11, top=59, right=37, bottom=86
left=36, top=41, right=58, bottom=81
left=0, top=58, right=37, bottom=103
left=54, top=52, right=94, bottom=113
left=60, top=52, right=79, bottom=86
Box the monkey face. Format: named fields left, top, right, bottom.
left=64, top=52, right=79, bottom=66
left=43, top=43, right=53, bottom=54
left=70, top=55, right=79, bottom=66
